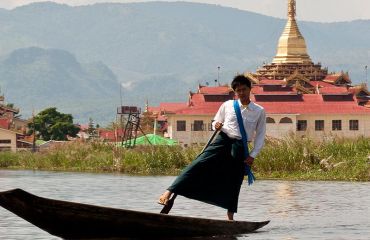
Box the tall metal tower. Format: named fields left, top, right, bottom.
left=117, top=106, right=151, bottom=148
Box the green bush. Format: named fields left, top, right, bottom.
left=0, top=137, right=369, bottom=181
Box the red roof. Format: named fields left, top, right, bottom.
left=98, top=129, right=124, bottom=142
left=198, top=86, right=231, bottom=94
left=319, top=87, right=349, bottom=94
left=253, top=91, right=298, bottom=95
left=259, top=94, right=370, bottom=115
left=170, top=94, right=370, bottom=115
left=159, top=102, right=188, bottom=111
left=173, top=102, right=223, bottom=115
left=157, top=115, right=167, bottom=121
left=147, top=106, right=160, bottom=113
left=151, top=79, right=370, bottom=117
left=189, top=94, right=205, bottom=105
left=0, top=118, right=10, bottom=129
left=252, top=85, right=296, bottom=95
left=323, top=73, right=342, bottom=82
left=148, top=103, right=187, bottom=114
left=310, top=81, right=335, bottom=88
left=251, top=86, right=263, bottom=94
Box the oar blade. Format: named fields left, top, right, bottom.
left=160, top=194, right=177, bottom=214
left=160, top=201, right=172, bottom=214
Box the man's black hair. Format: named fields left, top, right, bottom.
left=231, top=74, right=252, bottom=90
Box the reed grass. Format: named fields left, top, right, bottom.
left=0, top=136, right=369, bottom=181
left=255, top=136, right=370, bottom=181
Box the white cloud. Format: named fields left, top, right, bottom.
left=121, top=81, right=135, bottom=91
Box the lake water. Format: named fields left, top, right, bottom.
left=0, top=169, right=369, bottom=240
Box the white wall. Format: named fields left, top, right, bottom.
left=0, top=129, right=17, bottom=152
left=167, top=113, right=370, bottom=144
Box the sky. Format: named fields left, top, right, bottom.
left=0, top=0, right=370, bottom=22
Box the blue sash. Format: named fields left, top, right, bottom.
left=233, top=100, right=256, bottom=185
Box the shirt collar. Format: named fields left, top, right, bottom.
left=238, top=99, right=255, bottom=110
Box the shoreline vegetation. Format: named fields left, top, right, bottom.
left=0, top=137, right=369, bottom=181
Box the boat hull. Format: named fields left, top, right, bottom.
left=0, top=189, right=269, bottom=239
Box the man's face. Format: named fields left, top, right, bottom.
left=234, top=85, right=251, bottom=102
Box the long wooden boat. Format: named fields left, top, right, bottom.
left=0, top=189, right=269, bottom=239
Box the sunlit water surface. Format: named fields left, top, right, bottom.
left=0, top=170, right=369, bottom=240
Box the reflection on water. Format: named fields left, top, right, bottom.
left=269, top=182, right=308, bottom=218
left=0, top=170, right=370, bottom=240
left=151, top=236, right=238, bottom=240
left=109, top=236, right=238, bottom=240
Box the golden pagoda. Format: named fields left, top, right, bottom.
left=255, top=0, right=328, bottom=81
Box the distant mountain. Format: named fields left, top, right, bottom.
left=0, top=47, right=120, bottom=123
left=0, top=2, right=369, bottom=124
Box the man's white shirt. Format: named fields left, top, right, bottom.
left=212, top=99, right=266, bottom=158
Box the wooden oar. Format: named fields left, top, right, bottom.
left=160, top=129, right=220, bottom=214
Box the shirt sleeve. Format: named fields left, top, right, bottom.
left=212, top=102, right=226, bottom=130
left=249, top=109, right=266, bottom=158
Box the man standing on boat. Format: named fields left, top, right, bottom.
left=158, top=74, right=266, bottom=220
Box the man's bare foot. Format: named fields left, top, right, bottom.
left=158, top=190, right=172, bottom=205
left=227, top=211, right=234, bottom=221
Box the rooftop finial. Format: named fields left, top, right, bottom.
left=288, top=0, right=296, bottom=19
left=145, top=99, right=149, bottom=112
left=272, top=0, right=311, bottom=64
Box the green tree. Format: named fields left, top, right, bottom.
left=140, top=111, right=154, bottom=134
left=87, top=117, right=98, bottom=139
left=6, top=103, right=14, bottom=108
left=28, top=107, right=80, bottom=141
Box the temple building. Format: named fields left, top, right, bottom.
left=0, top=95, right=32, bottom=151
left=255, top=0, right=328, bottom=81
left=148, top=0, right=370, bottom=145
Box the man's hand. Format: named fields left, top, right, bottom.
left=214, top=122, right=223, bottom=130
left=244, top=156, right=254, bottom=166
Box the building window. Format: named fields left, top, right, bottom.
left=0, top=146, right=11, bottom=151
left=297, top=120, right=307, bottom=131
left=208, top=123, right=213, bottom=131
left=0, top=139, right=11, bottom=144
left=192, top=120, right=204, bottom=131
left=332, top=120, right=342, bottom=131
left=176, top=121, right=186, bottom=131
left=315, top=120, right=324, bottom=131
left=349, top=120, right=359, bottom=131
left=280, top=117, right=293, bottom=123
left=266, top=117, right=275, bottom=123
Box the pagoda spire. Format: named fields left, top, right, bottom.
left=288, top=0, right=296, bottom=19
left=272, top=0, right=312, bottom=64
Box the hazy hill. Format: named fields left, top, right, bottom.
left=0, top=47, right=120, bottom=123
left=0, top=2, right=369, bottom=124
